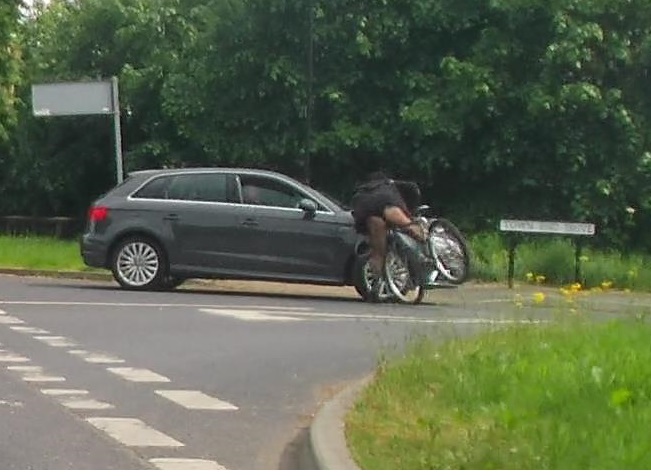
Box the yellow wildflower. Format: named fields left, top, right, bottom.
left=525, top=272, right=534, bottom=282
left=535, top=275, right=546, bottom=284
left=600, top=281, right=613, bottom=290
left=532, top=292, right=546, bottom=304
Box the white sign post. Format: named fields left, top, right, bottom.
left=499, top=219, right=596, bottom=288
left=32, top=78, right=124, bottom=183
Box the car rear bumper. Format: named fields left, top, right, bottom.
left=80, top=234, right=109, bottom=269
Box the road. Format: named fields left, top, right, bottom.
left=0, top=274, right=647, bottom=469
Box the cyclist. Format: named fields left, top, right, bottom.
left=351, top=171, right=427, bottom=299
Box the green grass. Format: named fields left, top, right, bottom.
left=469, top=233, right=651, bottom=291
left=346, top=318, right=651, bottom=469
left=0, top=235, right=88, bottom=271
left=0, top=232, right=650, bottom=292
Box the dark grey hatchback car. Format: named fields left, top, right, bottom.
left=81, top=168, right=372, bottom=298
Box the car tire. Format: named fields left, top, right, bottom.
left=353, top=253, right=394, bottom=302
left=111, top=236, right=167, bottom=291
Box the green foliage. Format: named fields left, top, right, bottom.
left=3, top=0, right=651, bottom=253
left=469, top=233, right=651, bottom=291
left=0, top=0, right=23, bottom=143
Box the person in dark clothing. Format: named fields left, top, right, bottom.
left=351, top=171, right=426, bottom=287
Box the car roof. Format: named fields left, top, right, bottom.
left=128, top=167, right=299, bottom=182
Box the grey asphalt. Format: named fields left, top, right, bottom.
left=0, top=274, right=648, bottom=469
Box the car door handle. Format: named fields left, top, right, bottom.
left=163, top=214, right=179, bottom=222
left=241, top=218, right=259, bottom=227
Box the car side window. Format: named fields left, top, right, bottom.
left=166, top=173, right=233, bottom=203
left=239, top=175, right=325, bottom=210
left=132, top=176, right=171, bottom=199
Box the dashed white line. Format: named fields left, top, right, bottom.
left=68, top=350, right=89, bottom=355
left=9, top=326, right=50, bottom=334
left=0, top=352, right=29, bottom=362
left=0, top=315, right=25, bottom=325
left=155, top=390, right=238, bottom=411
left=149, top=458, right=226, bottom=470
left=41, top=389, right=114, bottom=409
left=86, top=418, right=184, bottom=447
left=67, top=349, right=125, bottom=363
left=7, top=365, right=65, bottom=382
left=41, top=389, right=89, bottom=396
left=7, top=365, right=42, bottom=372
left=82, top=353, right=126, bottom=364
left=58, top=396, right=114, bottom=410
left=33, top=336, right=77, bottom=347
left=107, top=367, right=170, bottom=383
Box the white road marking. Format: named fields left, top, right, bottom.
left=42, top=388, right=113, bottom=410
left=86, top=418, right=184, bottom=447
left=201, top=309, right=304, bottom=322
left=23, top=375, right=66, bottom=382
left=198, top=308, right=541, bottom=325
left=0, top=399, right=23, bottom=407
left=0, top=301, right=313, bottom=311
left=7, top=365, right=66, bottom=382
left=155, top=390, right=238, bottom=411
left=41, top=389, right=89, bottom=396
left=82, top=353, right=126, bottom=364
left=7, top=365, right=42, bottom=372
left=33, top=336, right=77, bottom=347
left=58, top=396, right=114, bottom=410
left=67, top=349, right=125, bottom=363
left=0, top=315, right=25, bottom=324
left=149, top=458, right=226, bottom=470
left=107, top=367, right=170, bottom=383
left=0, top=352, right=29, bottom=362
left=0, top=309, right=5, bottom=315
left=9, top=326, right=50, bottom=334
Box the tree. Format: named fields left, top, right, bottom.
left=0, top=0, right=23, bottom=143
left=2, top=0, right=199, bottom=216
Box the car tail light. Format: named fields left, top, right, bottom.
left=88, top=206, right=109, bottom=223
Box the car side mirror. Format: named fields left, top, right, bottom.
left=298, top=198, right=318, bottom=217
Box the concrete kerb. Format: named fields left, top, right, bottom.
left=308, top=375, right=374, bottom=470
left=0, top=268, right=113, bottom=281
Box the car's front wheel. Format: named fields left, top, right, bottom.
left=352, top=253, right=393, bottom=302
left=111, top=236, right=167, bottom=291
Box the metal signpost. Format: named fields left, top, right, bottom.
left=32, top=77, right=124, bottom=183
left=499, top=219, right=596, bottom=288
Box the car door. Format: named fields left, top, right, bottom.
left=160, top=171, right=245, bottom=273
left=235, top=173, right=349, bottom=281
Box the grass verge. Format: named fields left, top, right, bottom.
left=0, top=235, right=89, bottom=271
left=346, top=317, right=651, bottom=469
left=469, top=232, right=651, bottom=291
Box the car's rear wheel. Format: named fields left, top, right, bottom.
left=111, top=236, right=167, bottom=291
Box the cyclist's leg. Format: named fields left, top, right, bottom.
left=365, top=215, right=386, bottom=277
left=383, top=205, right=425, bottom=242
